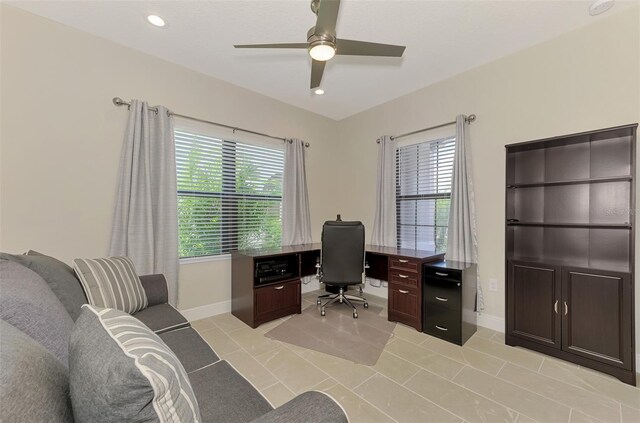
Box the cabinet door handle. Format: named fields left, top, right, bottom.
left=564, top=301, right=568, bottom=316
left=435, top=296, right=448, bottom=302
left=435, top=325, right=448, bottom=331
left=399, top=259, right=409, bottom=263
left=274, top=286, right=284, bottom=290
left=554, top=300, right=558, bottom=314
left=398, top=289, right=409, bottom=294
left=435, top=272, right=448, bottom=277
left=398, top=274, right=409, bottom=279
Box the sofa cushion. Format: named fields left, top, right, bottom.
left=70, top=305, right=200, bottom=423
left=73, top=256, right=148, bottom=314
left=189, top=360, right=273, bottom=423
left=0, top=250, right=87, bottom=321
left=140, top=273, right=169, bottom=307
left=159, top=327, right=220, bottom=373
left=0, top=259, right=74, bottom=365
left=133, top=303, right=189, bottom=334
left=0, top=320, right=73, bottom=422
left=250, top=391, right=348, bottom=423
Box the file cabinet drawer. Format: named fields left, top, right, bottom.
left=423, top=266, right=461, bottom=281
left=424, top=278, right=461, bottom=310
left=424, top=302, right=462, bottom=344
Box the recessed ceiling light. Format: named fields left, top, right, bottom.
left=314, top=89, right=325, bottom=95
left=589, top=0, right=615, bottom=16
left=147, top=15, right=166, bottom=27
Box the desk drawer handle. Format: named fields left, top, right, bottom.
left=435, top=296, right=448, bottom=302
left=398, top=289, right=409, bottom=294
left=435, top=272, right=449, bottom=277
left=398, top=274, right=409, bottom=279
left=435, top=325, right=448, bottom=331
left=274, top=286, right=284, bottom=290
left=398, top=259, right=409, bottom=263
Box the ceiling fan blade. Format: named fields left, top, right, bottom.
left=310, top=59, right=326, bottom=89
left=315, top=0, right=341, bottom=36
left=335, top=39, right=405, bottom=57
left=234, top=43, right=308, bottom=49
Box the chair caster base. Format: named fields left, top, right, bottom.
left=321, top=308, right=326, bottom=316
left=316, top=299, right=321, bottom=305
left=364, top=302, right=369, bottom=309
left=353, top=311, right=358, bottom=318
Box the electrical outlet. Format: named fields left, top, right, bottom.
left=489, top=279, right=499, bottom=292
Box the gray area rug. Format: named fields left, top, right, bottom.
left=264, top=302, right=396, bottom=366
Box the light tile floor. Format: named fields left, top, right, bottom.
left=191, top=291, right=640, bottom=423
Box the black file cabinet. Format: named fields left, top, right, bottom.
left=423, top=261, right=477, bottom=346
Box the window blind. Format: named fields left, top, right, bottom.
left=396, top=136, right=456, bottom=252
left=175, top=129, right=284, bottom=258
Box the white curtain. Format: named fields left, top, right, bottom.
left=109, top=100, right=179, bottom=306
left=281, top=138, right=312, bottom=246
left=446, top=115, right=484, bottom=311
left=371, top=135, right=397, bottom=247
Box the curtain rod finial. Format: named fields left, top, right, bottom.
left=466, top=114, right=476, bottom=123
left=113, top=97, right=125, bottom=106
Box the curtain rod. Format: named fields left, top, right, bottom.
left=112, top=97, right=310, bottom=147
left=378, top=114, right=477, bottom=143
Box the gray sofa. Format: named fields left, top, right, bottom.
left=0, top=252, right=348, bottom=422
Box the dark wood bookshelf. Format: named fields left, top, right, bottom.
left=507, top=175, right=632, bottom=189
left=506, top=222, right=631, bottom=229
left=505, top=123, right=637, bottom=386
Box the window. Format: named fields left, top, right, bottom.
left=396, top=136, right=455, bottom=252
left=175, top=128, right=284, bottom=258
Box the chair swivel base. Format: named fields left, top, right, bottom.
left=317, top=286, right=368, bottom=318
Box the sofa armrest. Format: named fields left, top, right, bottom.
left=250, top=391, right=348, bottom=423
left=139, top=274, right=169, bottom=307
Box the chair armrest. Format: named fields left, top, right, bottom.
left=250, top=391, right=348, bottom=423
left=139, top=274, right=169, bottom=307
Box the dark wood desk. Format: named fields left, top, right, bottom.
left=231, top=243, right=443, bottom=330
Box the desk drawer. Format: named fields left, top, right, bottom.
left=254, top=279, right=300, bottom=324
left=388, top=284, right=421, bottom=331
left=390, top=257, right=420, bottom=273
left=390, top=269, right=419, bottom=288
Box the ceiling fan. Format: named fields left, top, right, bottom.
left=234, top=0, right=406, bottom=90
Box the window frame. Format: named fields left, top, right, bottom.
left=395, top=135, right=456, bottom=252
left=175, top=123, right=285, bottom=261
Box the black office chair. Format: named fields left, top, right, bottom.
left=316, top=219, right=368, bottom=318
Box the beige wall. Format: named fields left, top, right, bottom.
left=335, top=7, right=640, bottom=344
left=0, top=5, right=339, bottom=310
left=1, top=3, right=639, bottom=348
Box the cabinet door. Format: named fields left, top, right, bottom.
left=388, top=283, right=421, bottom=331
left=254, top=280, right=301, bottom=324
left=507, top=261, right=561, bottom=349
left=562, top=268, right=632, bottom=369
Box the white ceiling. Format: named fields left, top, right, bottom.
left=10, top=0, right=635, bottom=120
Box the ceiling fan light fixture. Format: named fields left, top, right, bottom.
left=309, top=41, right=336, bottom=61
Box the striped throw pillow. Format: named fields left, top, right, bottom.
left=70, top=305, right=201, bottom=423
left=73, top=257, right=148, bottom=314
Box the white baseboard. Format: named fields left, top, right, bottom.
left=179, top=300, right=231, bottom=322
left=477, top=313, right=505, bottom=333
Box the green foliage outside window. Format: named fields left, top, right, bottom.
left=176, top=134, right=283, bottom=258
